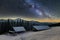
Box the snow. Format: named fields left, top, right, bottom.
left=0, top=27, right=60, bottom=40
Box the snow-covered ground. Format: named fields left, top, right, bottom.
left=0, top=27, right=60, bottom=40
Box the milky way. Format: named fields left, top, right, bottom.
left=24, top=0, right=54, bottom=19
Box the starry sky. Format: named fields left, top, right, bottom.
left=0, top=0, right=60, bottom=20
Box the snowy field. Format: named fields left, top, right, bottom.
left=0, top=27, right=60, bottom=40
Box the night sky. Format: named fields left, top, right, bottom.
left=0, top=0, right=60, bottom=20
